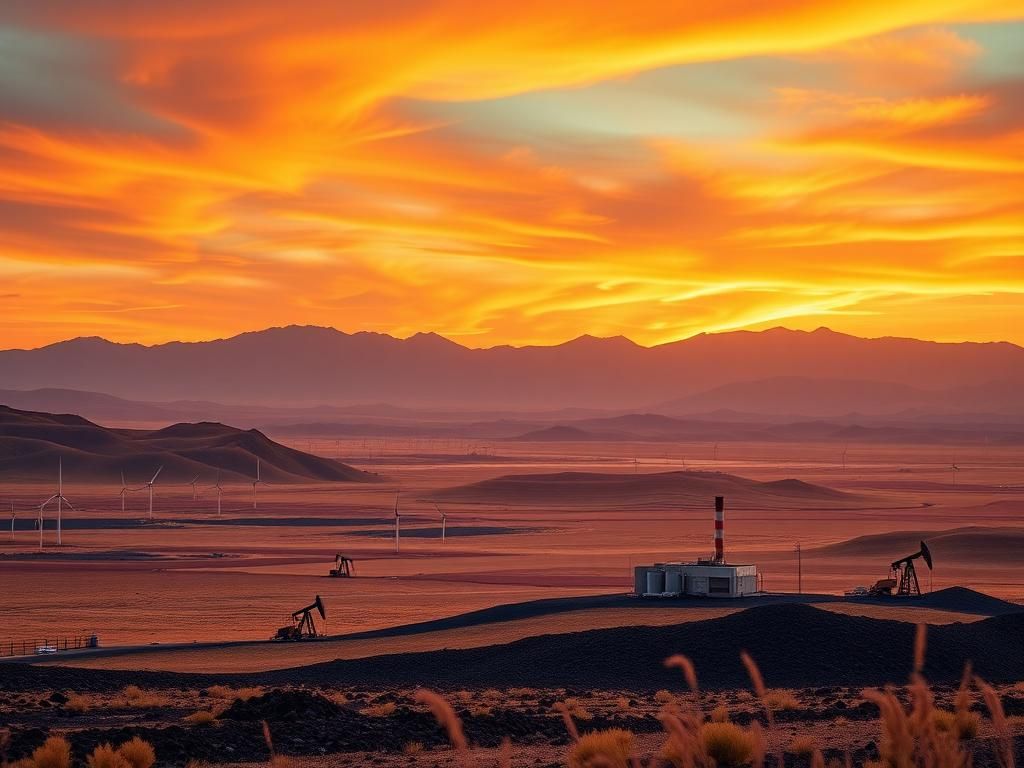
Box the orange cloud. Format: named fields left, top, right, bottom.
left=0, top=2, right=1022, bottom=349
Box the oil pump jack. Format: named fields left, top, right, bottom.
left=328, top=553, right=355, bottom=577
left=891, top=541, right=933, bottom=597
left=273, top=595, right=326, bottom=641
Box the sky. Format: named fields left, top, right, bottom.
left=1, top=2, right=1023, bottom=349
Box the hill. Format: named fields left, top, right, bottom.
left=427, top=469, right=870, bottom=509
left=0, top=325, right=1021, bottom=411
left=0, top=406, right=376, bottom=483
left=269, top=602, right=1024, bottom=689
left=816, top=527, right=1024, bottom=565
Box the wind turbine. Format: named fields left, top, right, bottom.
left=251, top=458, right=263, bottom=510
left=40, top=458, right=74, bottom=546
left=211, top=471, right=223, bottom=516
left=118, top=471, right=130, bottom=513
left=393, top=488, right=401, bottom=554
left=10, top=502, right=14, bottom=542
left=434, top=504, right=447, bottom=544
left=951, top=462, right=960, bottom=487
left=145, top=465, right=163, bottom=519
left=189, top=474, right=201, bottom=501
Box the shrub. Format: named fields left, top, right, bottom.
left=710, top=704, right=730, bottom=723
left=28, top=737, right=72, bottom=768
left=763, top=689, right=800, bottom=711
left=183, top=710, right=216, bottom=727
left=700, top=722, right=756, bottom=767
left=567, top=729, right=634, bottom=768
left=64, top=693, right=90, bottom=713
left=402, top=741, right=424, bottom=755
left=615, top=696, right=631, bottom=712
left=85, top=744, right=130, bottom=768
left=120, top=686, right=167, bottom=709
left=117, top=737, right=156, bottom=768
left=654, top=689, right=674, bottom=704
left=206, top=685, right=262, bottom=702
left=361, top=702, right=396, bottom=717
left=790, top=736, right=818, bottom=756
left=932, top=709, right=980, bottom=740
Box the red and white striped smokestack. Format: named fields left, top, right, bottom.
left=714, top=496, right=725, bottom=563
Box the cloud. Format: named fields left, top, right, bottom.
left=0, top=3, right=1022, bottom=348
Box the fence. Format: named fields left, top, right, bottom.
left=1, top=635, right=98, bottom=657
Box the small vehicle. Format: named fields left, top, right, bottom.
left=35, top=645, right=58, bottom=655
left=844, top=586, right=869, bottom=597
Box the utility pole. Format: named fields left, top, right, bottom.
left=795, top=542, right=803, bottom=594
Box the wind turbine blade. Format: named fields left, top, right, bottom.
left=40, top=494, right=58, bottom=509
left=189, top=474, right=200, bottom=484
left=151, top=465, right=164, bottom=484
left=60, top=497, right=75, bottom=511
left=121, top=471, right=125, bottom=488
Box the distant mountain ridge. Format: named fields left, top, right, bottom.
left=0, top=325, right=1021, bottom=411
left=0, top=405, right=376, bottom=483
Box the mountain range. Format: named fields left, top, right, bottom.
left=0, top=325, right=1021, bottom=413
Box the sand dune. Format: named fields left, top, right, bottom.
left=817, top=526, right=1024, bottom=564
left=429, top=469, right=871, bottom=509
left=0, top=405, right=376, bottom=483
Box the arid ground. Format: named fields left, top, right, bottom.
left=2, top=438, right=1023, bottom=766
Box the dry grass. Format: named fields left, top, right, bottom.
left=183, top=710, right=217, bottom=727
left=763, top=689, right=800, bottom=711
left=116, top=737, right=155, bottom=768
left=567, top=729, right=634, bottom=768
left=710, top=704, right=730, bottom=723
left=268, top=757, right=295, bottom=768
left=20, top=736, right=72, bottom=768
left=85, top=744, right=130, bottom=768
left=402, top=741, right=425, bottom=755
left=120, top=685, right=168, bottom=709
left=563, top=697, right=594, bottom=721
left=654, top=689, right=674, bottom=704
left=699, top=722, right=756, bottom=767
left=790, top=735, right=819, bottom=756
left=205, top=685, right=262, bottom=702
left=361, top=701, right=397, bottom=717
left=614, top=696, right=632, bottom=712
left=64, top=693, right=90, bottom=713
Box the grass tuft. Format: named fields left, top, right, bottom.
left=27, top=736, right=72, bottom=768
left=700, top=722, right=756, bottom=767
left=64, top=693, right=90, bottom=713
left=85, top=744, right=129, bottom=768
left=567, top=728, right=634, bottom=768
left=183, top=710, right=217, bottom=727
left=116, top=737, right=156, bottom=768
left=790, top=735, right=818, bottom=756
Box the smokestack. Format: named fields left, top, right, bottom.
left=714, top=496, right=725, bottom=563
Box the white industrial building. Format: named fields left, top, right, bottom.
left=633, top=496, right=760, bottom=599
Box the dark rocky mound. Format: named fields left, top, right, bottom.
left=271, top=603, right=1024, bottom=691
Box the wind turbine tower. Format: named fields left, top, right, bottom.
left=189, top=474, right=201, bottom=502
left=394, top=489, right=401, bottom=554
left=145, top=465, right=164, bottom=519
left=40, top=458, right=74, bottom=546
left=252, top=458, right=263, bottom=510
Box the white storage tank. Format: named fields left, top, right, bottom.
left=665, top=570, right=683, bottom=594
left=646, top=570, right=665, bottom=595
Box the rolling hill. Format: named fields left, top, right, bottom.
left=0, top=405, right=376, bottom=483
left=428, top=469, right=871, bottom=509
left=816, top=526, right=1024, bottom=565
left=1, top=325, right=1021, bottom=411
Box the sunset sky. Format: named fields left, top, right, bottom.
left=1, top=2, right=1023, bottom=349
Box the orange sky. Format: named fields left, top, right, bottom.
left=1, top=2, right=1023, bottom=349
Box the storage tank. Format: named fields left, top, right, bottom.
left=646, top=570, right=665, bottom=594
left=665, top=570, right=683, bottom=594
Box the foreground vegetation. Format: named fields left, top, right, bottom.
left=1, top=625, right=1018, bottom=768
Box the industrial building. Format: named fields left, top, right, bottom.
left=634, top=496, right=759, bottom=598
